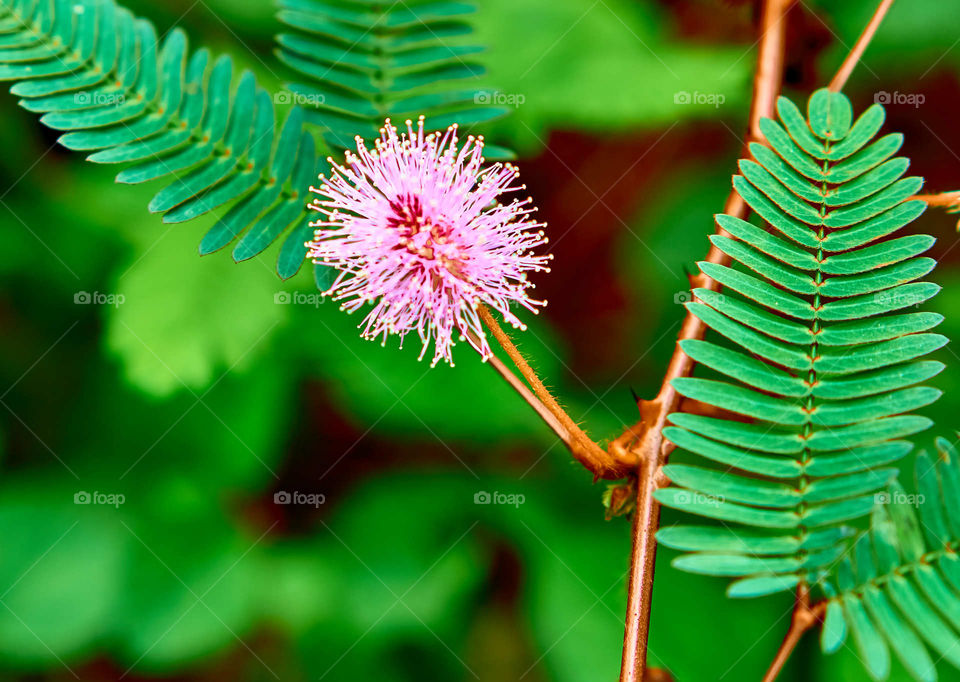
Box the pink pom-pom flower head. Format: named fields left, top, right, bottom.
left=306, top=117, right=551, bottom=366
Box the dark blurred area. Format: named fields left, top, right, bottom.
left=1, top=0, right=960, bottom=680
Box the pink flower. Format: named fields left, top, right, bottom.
left=307, top=117, right=551, bottom=366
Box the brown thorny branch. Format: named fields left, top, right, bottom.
left=617, top=0, right=794, bottom=678
left=761, top=585, right=828, bottom=682
left=474, top=0, right=940, bottom=680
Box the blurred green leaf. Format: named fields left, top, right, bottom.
left=114, top=511, right=262, bottom=671
left=0, top=479, right=126, bottom=666
left=475, top=0, right=751, bottom=150
left=106, top=223, right=287, bottom=397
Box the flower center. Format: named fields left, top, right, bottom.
left=388, top=195, right=463, bottom=276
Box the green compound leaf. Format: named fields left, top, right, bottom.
left=0, top=0, right=321, bottom=279
left=657, top=89, right=945, bottom=622
left=818, top=441, right=960, bottom=681
left=274, top=0, right=509, bottom=152
left=2, top=0, right=504, bottom=281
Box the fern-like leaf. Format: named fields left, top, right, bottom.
left=0, top=0, right=325, bottom=279
left=274, top=0, right=508, bottom=151
left=818, top=437, right=960, bottom=682
left=655, top=88, right=948, bottom=599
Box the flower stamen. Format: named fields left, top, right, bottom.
left=306, top=116, right=551, bottom=366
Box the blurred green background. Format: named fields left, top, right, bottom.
left=2, top=0, right=960, bottom=680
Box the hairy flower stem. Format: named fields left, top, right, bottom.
left=478, top=338, right=570, bottom=444
left=478, top=306, right=635, bottom=479
left=616, top=1, right=793, bottom=679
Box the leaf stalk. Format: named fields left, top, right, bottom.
left=617, top=0, right=793, bottom=678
